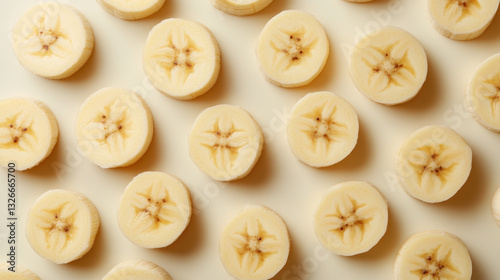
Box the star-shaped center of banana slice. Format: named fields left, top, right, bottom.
left=411, top=245, right=460, bottom=279
left=36, top=203, right=77, bottom=252
left=21, top=13, right=69, bottom=57
left=479, top=80, right=500, bottom=117
left=0, top=113, right=35, bottom=151
left=408, top=144, right=459, bottom=191
left=444, top=0, right=481, bottom=23
left=131, top=182, right=181, bottom=232
left=271, top=28, right=317, bottom=71
left=326, top=195, right=373, bottom=245
left=154, top=31, right=201, bottom=86
left=231, top=219, right=279, bottom=273
left=86, top=101, right=128, bottom=149
left=365, top=42, right=416, bottom=93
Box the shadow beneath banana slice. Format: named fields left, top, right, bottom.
left=66, top=224, right=107, bottom=269
left=470, top=250, right=489, bottom=280
left=156, top=205, right=204, bottom=256
left=59, top=43, right=100, bottom=84
left=25, top=135, right=67, bottom=180
left=270, top=228, right=305, bottom=280
left=257, top=0, right=290, bottom=19
left=474, top=8, right=500, bottom=43
left=189, top=57, right=230, bottom=106
left=228, top=143, right=273, bottom=189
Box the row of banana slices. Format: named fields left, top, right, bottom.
left=2, top=173, right=494, bottom=279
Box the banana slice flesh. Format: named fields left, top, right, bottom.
left=395, top=125, right=472, bottom=203
left=210, top=0, right=273, bottom=16
left=287, top=91, right=359, bottom=168
left=466, top=53, right=500, bottom=132
left=102, top=259, right=173, bottom=280
left=75, top=87, right=154, bottom=168
left=188, top=104, right=264, bottom=181
left=349, top=26, right=428, bottom=105
left=96, top=0, right=166, bottom=20
left=0, top=98, right=58, bottom=171
left=256, top=10, right=330, bottom=88
left=11, top=2, right=94, bottom=79
left=314, top=181, right=388, bottom=256
left=492, top=187, right=500, bottom=228
left=0, top=264, right=40, bottom=280
left=394, top=231, right=472, bottom=280
left=143, top=18, right=221, bottom=100
left=219, top=205, right=290, bottom=280
left=26, top=189, right=100, bottom=264
left=428, top=0, right=500, bottom=40
left=118, top=171, right=192, bottom=248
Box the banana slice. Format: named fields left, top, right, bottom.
left=395, top=125, right=472, bottom=203
left=26, top=189, right=100, bottom=264
left=0, top=264, right=40, bottom=280
left=209, top=0, right=273, bottom=16
left=11, top=2, right=94, bottom=79
left=427, top=0, right=500, bottom=40
left=0, top=98, right=58, bottom=171
left=143, top=18, right=221, bottom=100
left=188, top=104, right=263, bottom=181
left=492, top=187, right=500, bottom=228
left=313, top=181, right=388, bottom=256
left=348, top=26, right=427, bottom=105
left=75, top=87, right=154, bottom=168
left=394, top=231, right=472, bottom=280
left=219, top=205, right=290, bottom=280
left=256, top=10, right=329, bottom=88
left=102, top=259, right=172, bottom=280
left=118, top=171, right=192, bottom=248
left=466, top=53, right=500, bottom=132
left=96, top=0, right=166, bottom=20
left=287, top=91, right=359, bottom=168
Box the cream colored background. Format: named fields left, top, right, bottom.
left=1, top=0, right=500, bottom=279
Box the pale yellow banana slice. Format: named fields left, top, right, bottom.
left=395, top=125, right=472, bottom=203
left=11, top=2, right=94, bottom=79
left=96, top=0, right=166, bottom=20
left=210, top=0, right=273, bottom=16
left=492, top=187, right=500, bottom=228
left=26, top=189, right=100, bottom=264
left=348, top=26, right=427, bottom=105
left=287, top=91, right=359, bottom=168
left=256, top=10, right=329, bottom=88
left=143, top=18, right=221, bottom=100
left=117, top=171, right=192, bottom=248
left=466, top=53, right=500, bottom=132
left=313, top=181, right=388, bottom=256
left=102, top=259, right=172, bottom=280
left=0, top=98, right=58, bottom=171
left=0, top=264, right=40, bottom=280
left=75, top=87, right=154, bottom=168
left=188, top=104, right=263, bottom=181
left=428, top=0, right=500, bottom=40
left=219, top=205, right=290, bottom=280
left=394, top=231, right=472, bottom=280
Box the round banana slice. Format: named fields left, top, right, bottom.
left=395, top=125, right=472, bottom=203
left=0, top=98, right=58, bottom=171
left=143, top=18, right=221, bottom=100
left=118, top=171, right=192, bottom=248
left=26, top=189, right=100, bottom=264
left=219, top=205, right=290, bottom=280
left=96, top=0, right=166, bottom=20
left=313, top=181, right=388, bottom=256
left=491, top=187, right=500, bottom=228
left=188, top=104, right=264, bottom=181
left=0, top=264, right=40, bottom=280
left=11, top=2, right=94, bottom=79
left=287, top=91, right=359, bottom=168
left=256, top=10, right=329, bottom=88
left=75, top=87, right=154, bottom=168
left=394, top=231, right=472, bottom=280
left=348, top=26, right=427, bottom=105
left=210, top=0, right=273, bottom=16
left=428, top=0, right=500, bottom=40
left=466, top=53, right=500, bottom=132
left=102, top=259, right=172, bottom=280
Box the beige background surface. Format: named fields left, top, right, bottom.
left=1, top=0, right=500, bottom=279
